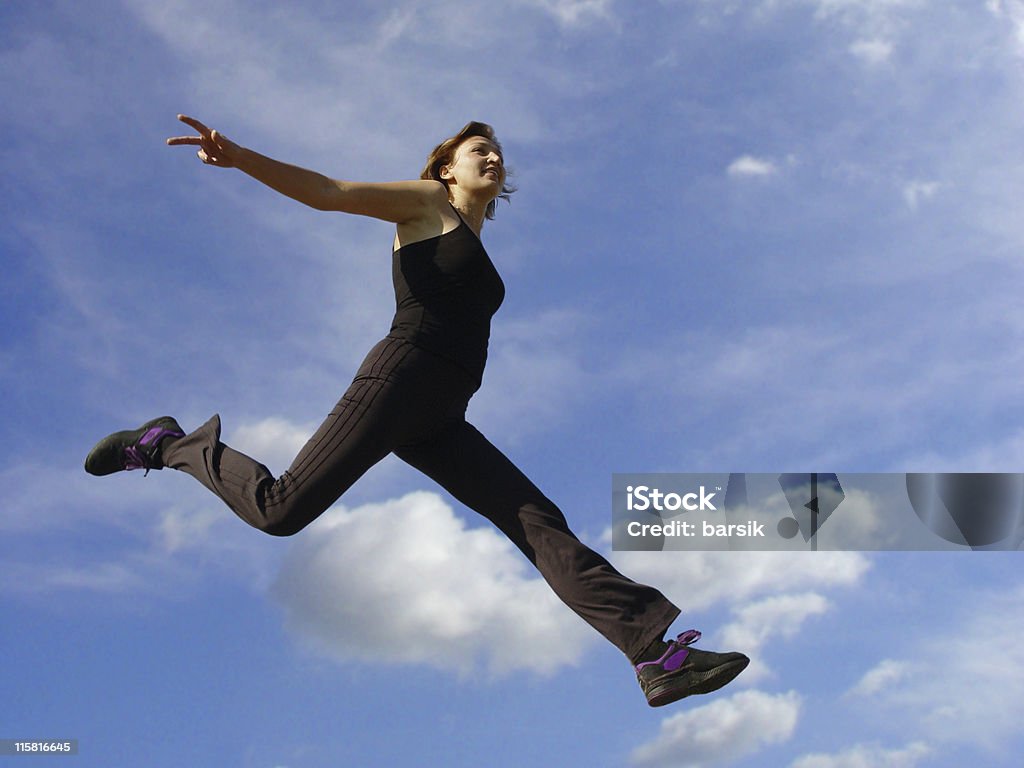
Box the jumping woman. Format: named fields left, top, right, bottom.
left=85, top=115, right=749, bottom=707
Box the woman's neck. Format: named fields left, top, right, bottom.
left=450, top=193, right=488, bottom=237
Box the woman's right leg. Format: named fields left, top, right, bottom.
left=162, top=338, right=427, bottom=536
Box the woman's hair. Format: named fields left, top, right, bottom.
left=420, top=121, right=515, bottom=220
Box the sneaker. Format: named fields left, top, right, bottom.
left=635, top=630, right=749, bottom=707
left=84, top=417, right=184, bottom=476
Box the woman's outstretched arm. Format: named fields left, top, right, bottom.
left=166, top=114, right=444, bottom=223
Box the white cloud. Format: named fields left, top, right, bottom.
left=718, top=593, right=831, bottom=682
left=727, top=155, right=778, bottom=178
left=630, top=689, right=801, bottom=767
left=807, top=0, right=923, bottom=29
left=846, top=585, right=1024, bottom=750
left=2, top=560, right=146, bottom=595
left=1, top=463, right=124, bottom=534
left=228, top=416, right=316, bottom=476
left=271, top=491, right=597, bottom=677
left=0, top=523, right=250, bottom=599
left=908, top=428, right=1024, bottom=476
left=157, top=503, right=225, bottom=554
left=0, top=461, right=275, bottom=598
left=607, top=297, right=1024, bottom=470
left=126, top=0, right=552, bottom=154
left=375, top=7, right=417, bottom=47
left=902, top=180, right=941, bottom=210
left=987, top=0, right=1024, bottom=52
left=847, top=658, right=909, bottom=697
left=715, top=0, right=921, bottom=63
left=849, top=37, right=894, bottom=64
left=811, top=488, right=896, bottom=550
left=609, top=549, right=870, bottom=613
left=526, top=0, right=615, bottom=27
left=790, top=741, right=931, bottom=768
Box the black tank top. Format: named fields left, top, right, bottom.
left=388, top=214, right=505, bottom=384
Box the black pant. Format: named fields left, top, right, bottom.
left=162, top=336, right=679, bottom=661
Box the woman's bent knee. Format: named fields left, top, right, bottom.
left=247, top=504, right=318, bottom=537
left=261, top=520, right=306, bottom=537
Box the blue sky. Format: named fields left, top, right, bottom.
left=3, top=0, right=1024, bottom=766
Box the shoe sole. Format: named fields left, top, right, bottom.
left=645, top=656, right=750, bottom=708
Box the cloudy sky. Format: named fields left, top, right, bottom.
left=3, top=0, right=1024, bottom=766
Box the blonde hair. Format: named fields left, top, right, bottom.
left=420, top=121, right=515, bottom=220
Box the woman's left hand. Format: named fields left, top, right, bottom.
left=166, top=114, right=240, bottom=168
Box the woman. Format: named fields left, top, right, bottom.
left=85, top=115, right=748, bottom=707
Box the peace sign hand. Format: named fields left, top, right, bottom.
left=166, top=114, right=239, bottom=168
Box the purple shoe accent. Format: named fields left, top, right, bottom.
left=635, top=630, right=703, bottom=672
left=663, top=648, right=690, bottom=671
left=124, top=445, right=147, bottom=471
left=124, top=425, right=184, bottom=473
left=674, top=629, right=702, bottom=646
left=139, top=426, right=169, bottom=446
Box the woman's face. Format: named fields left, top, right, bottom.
left=442, top=136, right=505, bottom=198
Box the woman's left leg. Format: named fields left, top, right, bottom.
left=395, top=419, right=679, bottom=662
